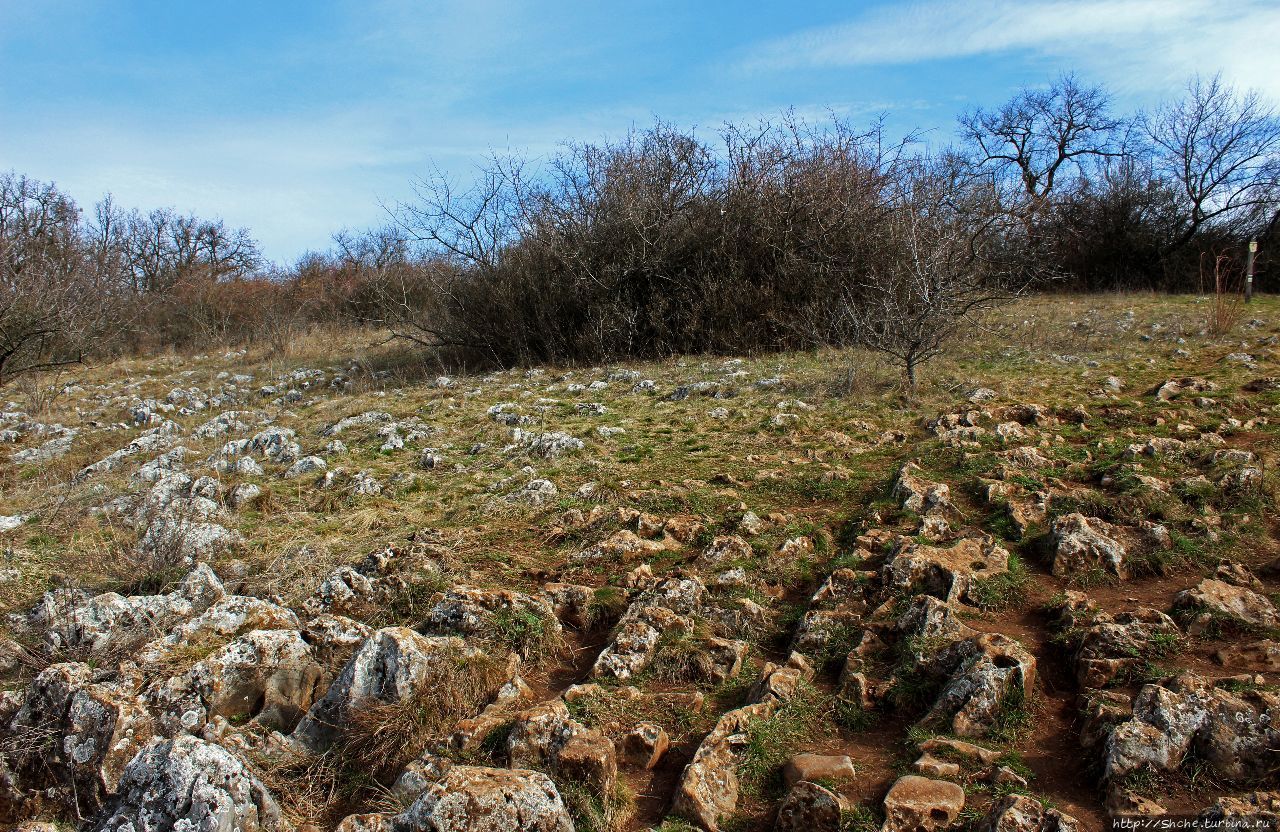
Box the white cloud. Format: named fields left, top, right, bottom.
left=743, top=0, right=1280, bottom=99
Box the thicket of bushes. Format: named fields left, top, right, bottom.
left=1, top=73, right=1277, bottom=383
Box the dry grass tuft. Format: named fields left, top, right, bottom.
left=1204, top=253, right=1244, bottom=339
left=337, top=646, right=508, bottom=777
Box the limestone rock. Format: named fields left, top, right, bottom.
left=881, top=775, right=965, bottom=832
left=505, top=699, right=617, bottom=796
left=621, top=722, right=668, bottom=769
left=1049, top=513, right=1127, bottom=579
left=292, top=628, right=510, bottom=754
left=138, top=595, right=300, bottom=665
left=920, top=632, right=1036, bottom=738
left=89, top=735, right=286, bottom=832
left=2, top=662, right=154, bottom=817
left=1103, top=672, right=1279, bottom=790
left=980, top=793, right=1081, bottom=832
left=1051, top=594, right=1181, bottom=688
left=36, top=563, right=224, bottom=655
left=783, top=753, right=855, bottom=789
left=425, top=586, right=561, bottom=659
left=397, top=764, right=573, bottom=832
left=1215, top=640, right=1280, bottom=671
left=1197, top=791, right=1280, bottom=829
left=881, top=536, right=1010, bottom=606
left=775, top=780, right=843, bottom=832
left=1173, top=579, right=1280, bottom=635
left=592, top=576, right=704, bottom=680
left=892, top=462, right=952, bottom=515
left=149, top=628, right=325, bottom=735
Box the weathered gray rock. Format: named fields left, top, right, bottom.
left=919, top=632, right=1036, bottom=738
left=149, top=628, right=325, bottom=735
left=89, top=735, right=287, bottom=832
left=229, top=482, right=263, bottom=509
left=36, top=563, right=225, bottom=655
left=672, top=663, right=798, bottom=831
left=980, top=794, right=1081, bottom=832
left=76, top=430, right=174, bottom=482
left=1049, top=513, right=1127, bottom=579
left=292, top=628, right=510, bottom=754
left=505, top=478, right=558, bottom=506
left=511, top=428, right=583, bottom=459
left=284, top=455, right=327, bottom=479
left=621, top=722, right=669, bottom=769
left=397, top=764, right=573, bottom=832
left=591, top=577, right=704, bottom=680
left=700, top=534, right=753, bottom=566
left=1051, top=592, right=1181, bottom=688
left=322, top=411, right=393, bottom=437
left=426, top=586, right=561, bottom=659
left=1197, top=791, right=1280, bottom=830
left=672, top=701, right=775, bottom=831
left=139, top=516, right=241, bottom=564
left=2, top=662, right=155, bottom=817
left=775, top=780, right=843, bottom=832
left=791, top=567, right=873, bottom=655
left=892, top=462, right=953, bottom=516
left=1103, top=672, right=1279, bottom=789
left=138, top=595, right=300, bottom=666
left=505, top=699, right=617, bottom=796
left=1173, top=579, right=1280, bottom=635
left=574, top=528, right=669, bottom=564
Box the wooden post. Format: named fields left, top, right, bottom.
left=1245, top=239, right=1257, bottom=303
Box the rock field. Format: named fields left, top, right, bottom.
left=0, top=295, right=1278, bottom=831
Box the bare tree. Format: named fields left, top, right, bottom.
left=0, top=173, right=101, bottom=385
left=1143, top=74, right=1280, bottom=254
left=960, top=73, right=1122, bottom=216
left=94, top=205, right=260, bottom=294
left=839, top=157, right=1030, bottom=390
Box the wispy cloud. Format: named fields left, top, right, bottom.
left=741, top=0, right=1280, bottom=98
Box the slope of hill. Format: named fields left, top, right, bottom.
left=0, top=294, right=1277, bottom=831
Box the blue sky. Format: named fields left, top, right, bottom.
left=2, top=0, right=1278, bottom=264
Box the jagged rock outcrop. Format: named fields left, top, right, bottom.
left=980, top=794, right=1081, bottom=832
left=592, top=576, right=704, bottom=680
left=672, top=664, right=801, bottom=831
left=336, top=754, right=575, bottom=832
left=0, top=663, right=154, bottom=818
left=1050, top=592, right=1181, bottom=687
left=89, top=735, right=287, bottom=832
left=1049, top=513, right=1128, bottom=579
left=149, top=628, right=326, bottom=735
left=1103, top=672, right=1279, bottom=794
left=1197, top=791, right=1280, bottom=829
left=1173, top=578, right=1280, bottom=635
left=137, top=595, right=300, bottom=665
left=881, top=536, right=1011, bottom=606
left=775, top=780, right=843, bottom=832
left=790, top=566, right=874, bottom=655
left=292, top=628, right=512, bottom=754
left=918, top=632, right=1036, bottom=737
left=505, top=698, right=617, bottom=796
left=426, top=586, right=562, bottom=659
left=28, top=563, right=225, bottom=656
